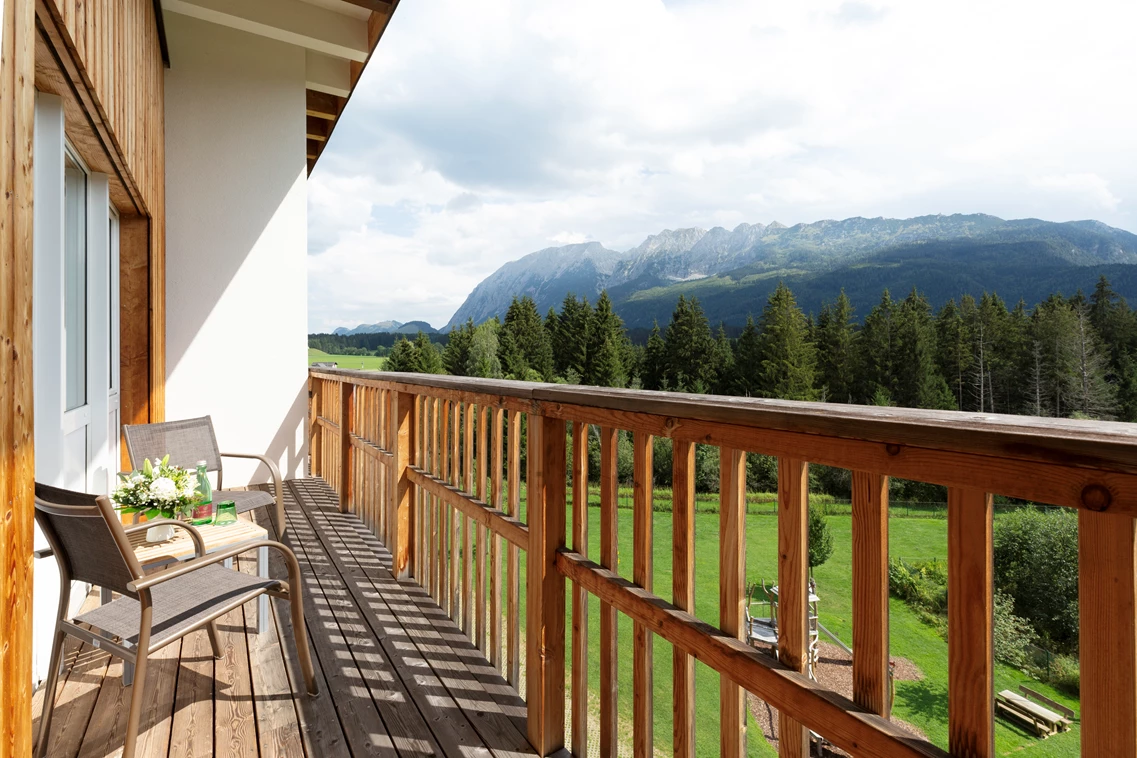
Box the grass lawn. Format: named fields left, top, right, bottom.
left=309, top=347, right=388, bottom=370
left=495, top=491, right=1080, bottom=756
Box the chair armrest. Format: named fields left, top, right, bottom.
left=126, top=538, right=299, bottom=593
left=219, top=451, right=287, bottom=539
left=34, top=547, right=54, bottom=559
left=122, top=519, right=207, bottom=558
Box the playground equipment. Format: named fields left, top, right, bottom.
left=746, top=578, right=821, bottom=679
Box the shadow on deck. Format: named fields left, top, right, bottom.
left=32, top=477, right=537, bottom=758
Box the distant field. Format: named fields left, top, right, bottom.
left=308, top=348, right=387, bottom=371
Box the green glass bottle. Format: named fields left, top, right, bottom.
left=191, top=460, right=214, bottom=525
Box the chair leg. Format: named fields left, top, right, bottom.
left=33, top=628, right=67, bottom=758
left=122, top=608, right=153, bottom=758
left=207, top=619, right=224, bottom=659
left=289, top=587, right=319, bottom=696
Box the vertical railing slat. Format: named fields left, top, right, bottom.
left=672, top=439, right=696, bottom=758
left=947, top=487, right=994, bottom=758
left=571, top=421, right=590, bottom=756
left=777, top=457, right=810, bottom=758
left=450, top=401, right=461, bottom=622
left=506, top=410, right=522, bottom=688
left=526, top=416, right=567, bottom=756
left=852, top=471, right=890, bottom=717
left=720, top=448, right=747, bottom=758
left=393, top=391, right=417, bottom=579
left=476, top=405, right=489, bottom=654
left=439, top=399, right=451, bottom=614
left=633, top=431, right=654, bottom=758
left=490, top=408, right=505, bottom=672
left=339, top=381, right=354, bottom=513
left=1079, top=509, right=1137, bottom=757
left=463, top=403, right=475, bottom=638
left=598, top=426, right=619, bottom=758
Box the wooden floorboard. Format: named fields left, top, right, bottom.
left=30, top=476, right=537, bottom=758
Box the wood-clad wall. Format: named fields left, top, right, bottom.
left=0, top=1, right=38, bottom=755
left=2, top=0, right=164, bottom=749
left=36, top=0, right=167, bottom=435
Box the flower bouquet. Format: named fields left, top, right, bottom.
left=111, top=456, right=199, bottom=542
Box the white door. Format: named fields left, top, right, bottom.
left=32, top=93, right=121, bottom=685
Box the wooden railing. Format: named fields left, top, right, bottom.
left=309, top=367, right=1137, bottom=758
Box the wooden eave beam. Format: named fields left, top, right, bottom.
left=343, top=0, right=393, bottom=12
left=307, top=138, right=322, bottom=160
left=307, top=116, right=330, bottom=142
left=306, top=89, right=343, bottom=120
left=161, top=0, right=370, bottom=61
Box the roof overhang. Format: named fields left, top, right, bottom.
left=159, top=0, right=399, bottom=173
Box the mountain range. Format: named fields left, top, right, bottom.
left=445, top=214, right=1137, bottom=329
left=332, top=320, right=439, bottom=336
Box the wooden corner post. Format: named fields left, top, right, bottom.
left=1079, top=509, right=1137, bottom=757
left=339, top=381, right=355, bottom=513
left=777, top=457, right=810, bottom=758
left=393, top=391, right=417, bottom=579
left=526, top=416, right=567, bottom=756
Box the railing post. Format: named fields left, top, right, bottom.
left=852, top=471, right=890, bottom=717
left=393, top=391, right=417, bottom=579
left=673, top=439, right=696, bottom=758
left=777, top=457, right=809, bottom=758
left=947, top=487, right=994, bottom=758
left=1079, top=510, right=1137, bottom=757
left=721, top=447, right=747, bottom=758
left=310, top=378, right=323, bottom=478
left=339, top=381, right=354, bottom=513
left=526, top=415, right=566, bottom=756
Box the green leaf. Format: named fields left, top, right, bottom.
left=144, top=508, right=159, bottom=520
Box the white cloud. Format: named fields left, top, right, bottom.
left=308, top=0, right=1137, bottom=331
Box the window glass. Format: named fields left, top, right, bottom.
left=64, top=154, right=87, bottom=411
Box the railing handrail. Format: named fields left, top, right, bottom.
left=310, top=368, right=1137, bottom=471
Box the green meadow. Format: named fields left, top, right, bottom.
left=308, top=348, right=388, bottom=371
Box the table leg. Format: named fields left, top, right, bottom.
left=123, top=658, right=135, bottom=686
left=100, top=586, right=111, bottom=605
left=224, top=557, right=233, bottom=570
left=258, top=545, right=269, bottom=635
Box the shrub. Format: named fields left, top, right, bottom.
left=993, top=590, right=1037, bottom=668
left=808, top=507, right=834, bottom=570
left=993, top=508, right=1079, bottom=652
left=889, top=557, right=948, bottom=621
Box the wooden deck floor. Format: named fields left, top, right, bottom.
left=32, top=477, right=538, bottom=758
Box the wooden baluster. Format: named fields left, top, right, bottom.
left=633, top=431, right=653, bottom=758
left=477, top=405, right=489, bottom=654
left=721, top=448, right=747, bottom=758
left=340, top=382, right=354, bottom=513
left=507, top=410, right=522, bottom=688
left=673, top=439, right=696, bottom=758
left=852, top=471, right=890, bottom=717
left=947, top=487, right=994, bottom=758
left=526, top=415, right=567, bottom=756
left=490, top=407, right=505, bottom=672
left=416, top=395, right=426, bottom=583
left=450, top=400, right=461, bottom=622
left=598, top=426, right=619, bottom=758
left=777, top=457, right=809, bottom=758
left=393, top=391, right=417, bottom=579
left=1080, top=509, right=1137, bottom=757
left=433, top=397, right=443, bottom=603
left=439, top=399, right=451, bottom=615
left=463, top=402, right=475, bottom=637
left=309, top=377, right=322, bottom=478
left=385, top=388, right=394, bottom=546
left=571, top=421, right=590, bottom=755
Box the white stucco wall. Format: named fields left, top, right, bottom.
left=164, top=14, right=309, bottom=484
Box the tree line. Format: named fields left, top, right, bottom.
left=386, top=275, right=1137, bottom=422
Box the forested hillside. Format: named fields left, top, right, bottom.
left=387, top=275, right=1137, bottom=423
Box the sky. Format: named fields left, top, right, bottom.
left=307, top=0, right=1137, bottom=333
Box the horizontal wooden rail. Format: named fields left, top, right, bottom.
left=407, top=466, right=529, bottom=549
left=350, top=433, right=393, bottom=462
left=556, top=550, right=947, bottom=758
left=309, top=370, right=1137, bottom=516
left=315, top=415, right=339, bottom=432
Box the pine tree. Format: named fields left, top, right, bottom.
left=733, top=315, right=761, bottom=397
left=386, top=336, right=421, bottom=373
left=815, top=290, right=856, bottom=403
left=442, top=319, right=476, bottom=376
left=552, top=294, right=592, bottom=379
left=936, top=299, right=971, bottom=410
left=754, top=282, right=817, bottom=400
left=1070, top=301, right=1117, bottom=419
left=641, top=321, right=667, bottom=391
left=415, top=332, right=444, bottom=374
left=662, top=296, right=715, bottom=392
left=893, top=289, right=953, bottom=409
left=856, top=290, right=895, bottom=403
left=711, top=324, right=735, bottom=395
left=584, top=292, right=629, bottom=387
left=499, top=296, right=555, bottom=381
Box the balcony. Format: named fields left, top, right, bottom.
left=35, top=367, right=1137, bottom=756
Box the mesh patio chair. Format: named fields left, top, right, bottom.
left=33, top=483, right=318, bottom=758
left=123, top=416, right=286, bottom=537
